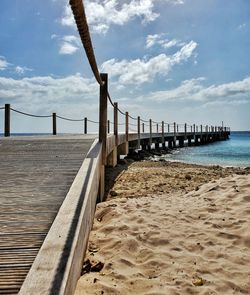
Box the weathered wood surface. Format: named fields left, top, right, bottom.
left=0, top=135, right=96, bottom=295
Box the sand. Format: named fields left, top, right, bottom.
left=75, top=161, right=250, bottom=295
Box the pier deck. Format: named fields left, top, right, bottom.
left=0, top=135, right=96, bottom=294
left=0, top=130, right=229, bottom=295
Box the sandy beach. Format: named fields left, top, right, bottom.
left=75, top=161, right=250, bottom=295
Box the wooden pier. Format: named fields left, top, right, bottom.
left=0, top=127, right=230, bottom=295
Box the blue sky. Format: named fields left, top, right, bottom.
left=0, top=0, right=249, bottom=133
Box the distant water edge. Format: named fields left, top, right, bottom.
left=162, top=131, right=250, bottom=168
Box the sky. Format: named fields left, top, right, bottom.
left=0, top=0, right=249, bottom=133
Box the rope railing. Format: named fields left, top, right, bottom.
left=87, top=119, right=99, bottom=124
left=0, top=103, right=230, bottom=138
left=11, top=107, right=52, bottom=118
left=56, top=115, right=84, bottom=122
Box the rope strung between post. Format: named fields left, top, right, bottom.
left=107, top=92, right=115, bottom=108
left=87, top=118, right=99, bottom=124
left=10, top=108, right=52, bottom=118
left=129, top=122, right=138, bottom=127
left=128, top=114, right=137, bottom=121
left=152, top=120, right=161, bottom=124
left=56, top=115, right=84, bottom=122
left=0, top=107, right=5, bottom=110
left=108, top=121, right=125, bottom=126
left=107, top=92, right=127, bottom=117
left=69, top=0, right=103, bottom=86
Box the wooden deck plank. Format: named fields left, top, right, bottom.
left=0, top=135, right=96, bottom=295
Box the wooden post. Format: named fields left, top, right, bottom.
left=174, top=122, right=177, bottom=148
left=99, top=73, right=108, bottom=165
left=176, top=124, right=179, bottom=133
left=137, top=116, right=141, bottom=149
left=114, top=102, right=118, bottom=146
left=193, top=124, right=195, bottom=134
left=200, top=125, right=203, bottom=134
left=184, top=123, right=187, bottom=135
left=107, top=120, right=110, bottom=134
left=161, top=121, right=165, bottom=148
left=84, top=117, right=87, bottom=134
left=156, top=123, right=159, bottom=133
left=149, top=119, right=152, bottom=148
left=125, top=112, right=129, bottom=141
left=142, top=123, right=145, bottom=133
left=4, top=104, right=10, bottom=137
left=52, top=112, right=56, bottom=135
left=191, top=125, right=192, bottom=132
left=168, top=124, right=170, bottom=133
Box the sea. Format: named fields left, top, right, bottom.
left=163, top=131, right=250, bottom=168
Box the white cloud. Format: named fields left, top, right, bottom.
left=101, top=41, right=197, bottom=85
left=0, top=56, right=32, bottom=74
left=59, top=42, right=79, bottom=55
left=146, top=34, right=185, bottom=49
left=51, top=34, right=58, bottom=39
left=0, top=56, right=11, bottom=71
left=141, top=77, right=250, bottom=105
left=15, top=66, right=33, bottom=75
left=52, top=34, right=81, bottom=55
left=0, top=74, right=98, bottom=105
left=61, top=0, right=184, bottom=34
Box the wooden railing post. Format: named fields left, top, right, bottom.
left=4, top=104, right=10, bottom=137
left=142, top=122, right=145, bottom=133
left=84, top=117, right=87, bottom=134
left=184, top=123, right=187, bottom=135
left=174, top=122, right=176, bottom=136
left=191, top=125, right=192, bottom=132
left=200, top=125, right=203, bottom=134
left=114, top=102, right=118, bottom=146
left=125, top=112, right=129, bottom=141
left=193, top=124, right=195, bottom=135
left=161, top=121, right=165, bottom=147
left=149, top=119, right=152, bottom=147
left=99, top=73, right=108, bottom=165
left=137, top=116, right=141, bottom=149
left=156, top=123, right=159, bottom=133
left=107, top=120, right=110, bottom=134
left=168, top=124, right=170, bottom=133
left=52, top=113, right=56, bottom=135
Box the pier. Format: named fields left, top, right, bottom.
left=0, top=0, right=230, bottom=294
left=0, top=106, right=229, bottom=294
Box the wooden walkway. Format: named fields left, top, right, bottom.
left=0, top=130, right=230, bottom=294
left=0, top=135, right=96, bottom=295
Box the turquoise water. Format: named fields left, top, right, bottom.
left=164, top=131, right=250, bottom=167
